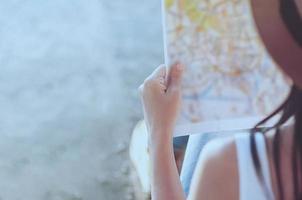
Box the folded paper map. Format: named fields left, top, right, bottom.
left=162, top=0, right=291, bottom=137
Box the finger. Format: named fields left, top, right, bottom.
left=167, top=63, right=184, bottom=93
left=149, top=64, right=166, bottom=80
left=138, top=84, right=144, bottom=96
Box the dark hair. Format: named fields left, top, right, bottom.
left=251, top=0, right=302, bottom=199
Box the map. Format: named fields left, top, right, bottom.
left=162, top=0, right=291, bottom=136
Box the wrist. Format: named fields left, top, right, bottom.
left=149, top=126, right=173, bottom=140
left=148, top=128, right=174, bottom=151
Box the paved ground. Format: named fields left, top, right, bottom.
left=0, top=0, right=163, bottom=199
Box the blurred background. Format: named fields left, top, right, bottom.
left=0, top=0, right=163, bottom=199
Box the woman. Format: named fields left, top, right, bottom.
left=139, top=0, right=302, bottom=199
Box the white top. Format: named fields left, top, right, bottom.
left=235, top=133, right=275, bottom=200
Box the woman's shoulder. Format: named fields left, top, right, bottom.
left=202, top=135, right=238, bottom=161
left=201, top=135, right=239, bottom=181
left=188, top=135, right=239, bottom=200
left=188, top=125, right=295, bottom=199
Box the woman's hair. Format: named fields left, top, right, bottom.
left=250, top=1, right=302, bottom=199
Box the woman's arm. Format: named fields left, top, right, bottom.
left=139, top=64, right=238, bottom=200
left=139, top=64, right=186, bottom=200
left=149, top=131, right=185, bottom=200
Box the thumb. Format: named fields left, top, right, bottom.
left=167, top=63, right=184, bottom=93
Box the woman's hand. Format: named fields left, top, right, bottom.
left=139, top=63, right=184, bottom=141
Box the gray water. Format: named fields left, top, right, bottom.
left=0, top=0, right=163, bottom=199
